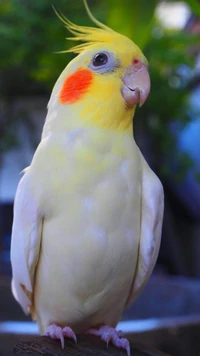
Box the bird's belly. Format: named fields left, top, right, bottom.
left=34, top=152, right=141, bottom=332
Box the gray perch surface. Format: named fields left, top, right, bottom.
left=12, top=334, right=171, bottom=356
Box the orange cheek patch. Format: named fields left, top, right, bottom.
left=59, top=68, right=93, bottom=104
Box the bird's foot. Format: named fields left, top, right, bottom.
left=44, top=324, right=77, bottom=349
left=85, top=325, right=130, bottom=356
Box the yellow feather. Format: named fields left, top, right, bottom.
left=53, top=2, right=131, bottom=54
left=47, top=1, right=147, bottom=133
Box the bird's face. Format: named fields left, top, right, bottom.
left=53, top=38, right=150, bottom=132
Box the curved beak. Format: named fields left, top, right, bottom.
left=121, top=63, right=151, bottom=108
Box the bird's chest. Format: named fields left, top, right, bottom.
left=45, top=131, right=142, bottom=252
left=51, top=134, right=140, bottom=275
left=39, top=133, right=142, bottom=326
left=53, top=132, right=141, bottom=236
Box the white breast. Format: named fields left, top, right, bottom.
left=33, top=130, right=142, bottom=333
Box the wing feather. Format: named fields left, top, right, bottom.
left=10, top=169, right=42, bottom=314
left=126, top=156, right=164, bottom=307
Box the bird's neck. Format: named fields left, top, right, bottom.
left=42, top=100, right=135, bottom=140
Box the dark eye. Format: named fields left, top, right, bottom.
left=92, top=53, right=108, bottom=67
left=89, top=51, right=117, bottom=73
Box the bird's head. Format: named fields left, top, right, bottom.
left=47, top=4, right=150, bottom=134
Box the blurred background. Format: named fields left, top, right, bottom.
left=0, top=0, right=200, bottom=355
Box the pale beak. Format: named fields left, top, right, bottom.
left=121, top=62, right=151, bottom=108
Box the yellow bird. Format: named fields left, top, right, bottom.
left=11, top=3, right=164, bottom=355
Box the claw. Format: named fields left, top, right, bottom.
left=85, top=325, right=130, bottom=356
left=63, top=326, right=77, bottom=344
left=44, top=324, right=77, bottom=349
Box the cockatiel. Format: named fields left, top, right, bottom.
left=11, top=2, right=164, bottom=355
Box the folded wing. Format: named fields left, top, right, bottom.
left=10, top=169, right=43, bottom=314
left=126, top=155, right=164, bottom=307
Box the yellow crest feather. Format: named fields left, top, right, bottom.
left=53, top=0, right=122, bottom=54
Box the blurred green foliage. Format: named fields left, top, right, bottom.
left=0, top=0, right=200, bottom=178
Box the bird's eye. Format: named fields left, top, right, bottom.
left=92, top=53, right=108, bottom=67
left=89, top=51, right=117, bottom=73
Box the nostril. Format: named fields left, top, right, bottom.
left=132, top=58, right=141, bottom=67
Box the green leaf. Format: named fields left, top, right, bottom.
left=107, top=0, right=158, bottom=49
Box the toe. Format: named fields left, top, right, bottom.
left=63, top=326, right=77, bottom=344
left=83, top=325, right=130, bottom=355
left=57, top=328, right=65, bottom=349
left=44, top=325, right=65, bottom=349
left=117, top=329, right=124, bottom=338
left=101, top=328, right=116, bottom=346
left=114, top=337, right=130, bottom=356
